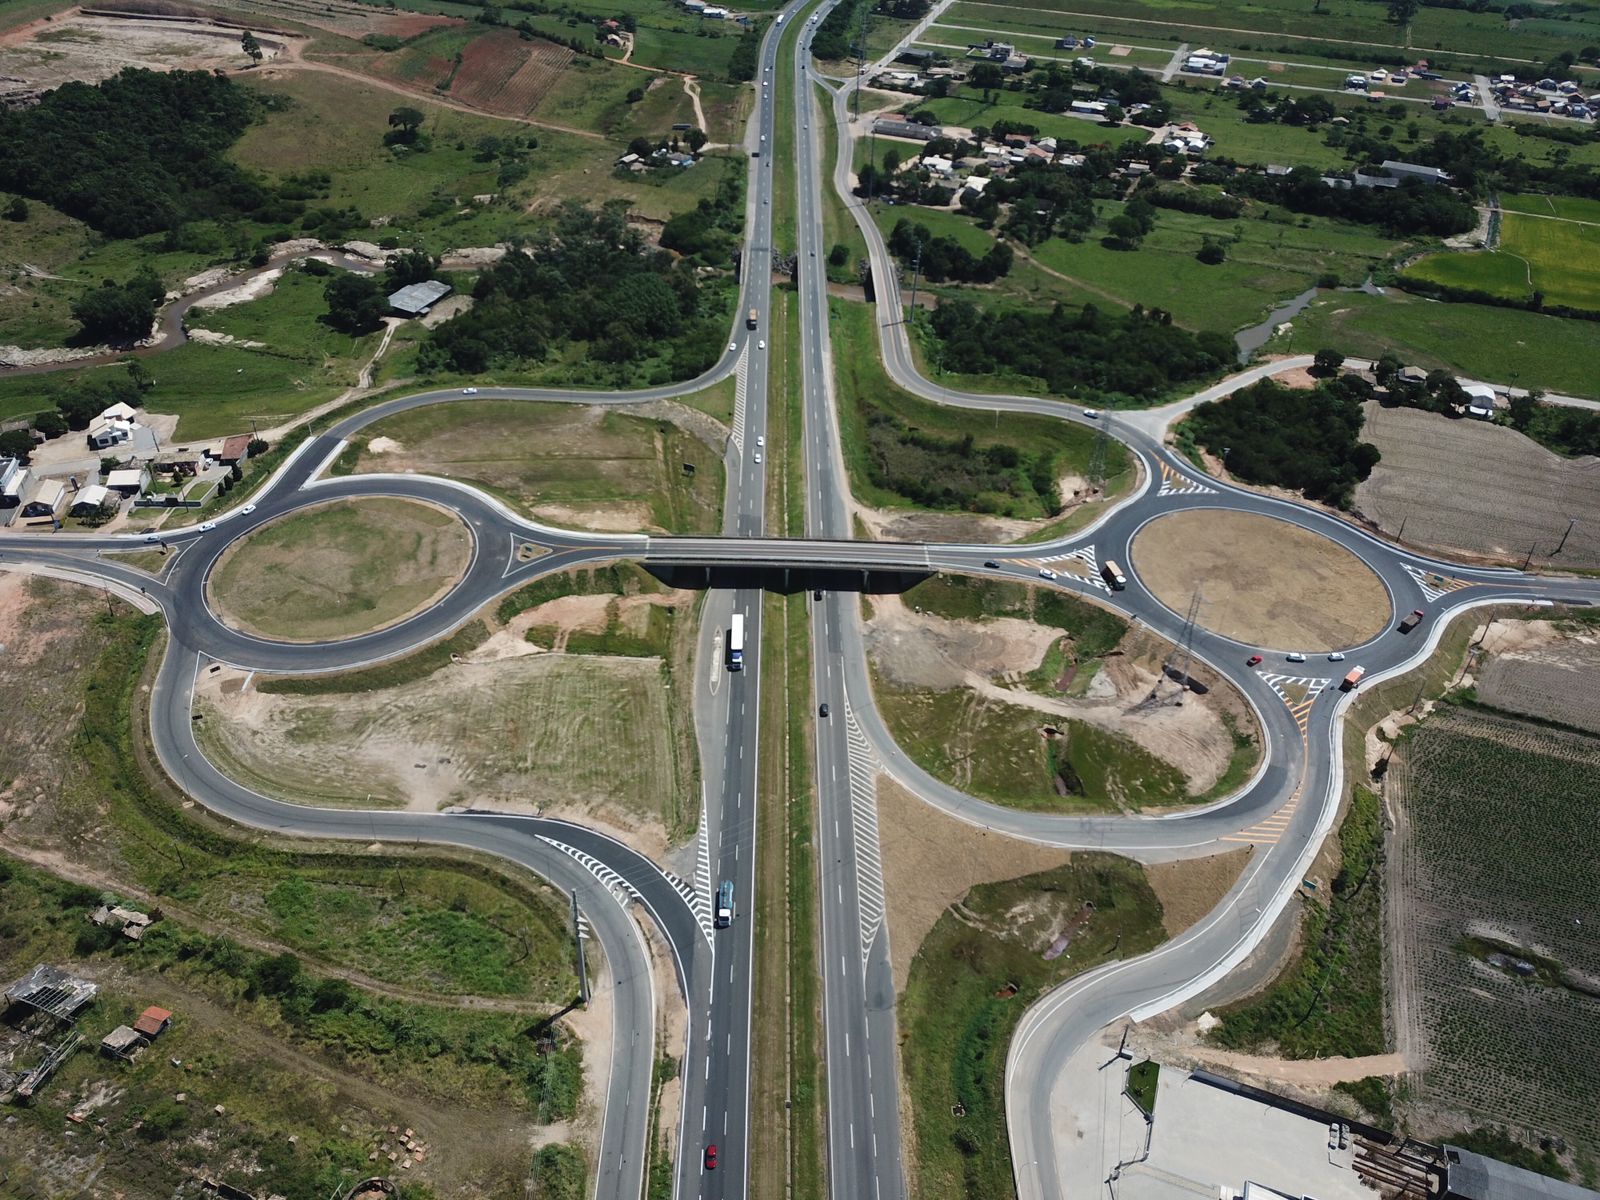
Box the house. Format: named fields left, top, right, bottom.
left=682, top=0, right=705, bottom=9
left=1264, top=163, right=1293, bottom=177
left=387, top=280, right=453, bottom=317
left=897, top=47, right=933, bottom=65
left=0, top=456, right=23, bottom=508
left=920, top=155, right=955, bottom=176
left=702, top=6, right=728, bottom=17
left=1463, top=384, right=1498, bottom=417
left=1345, top=74, right=1368, bottom=90
left=220, top=433, right=256, bottom=465
left=4, top=964, right=99, bottom=1020
left=960, top=174, right=991, bottom=202
left=152, top=451, right=204, bottom=477
left=100, top=1026, right=145, bottom=1061
left=90, top=904, right=154, bottom=939
left=1069, top=99, right=1107, bottom=116
left=1381, top=160, right=1451, bottom=185
left=105, top=467, right=150, bottom=497
left=1396, top=365, right=1429, bottom=386
left=70, top=484, right=114, bottom=517
left=20, top=478, right=65, bottom=518
left=1442, top=1144, right=1600, bottom=1200
left=1002, top=54, right=1029, bottom=73
left=873, top=118, right=941, bottom=141
left=86, top=419, right=136, bottom=451
left=133, top=1005, right=173, bottom=1038
left=1055, top=35, right=1079, bottom=49
left=99, top=401, right=139, bottom=423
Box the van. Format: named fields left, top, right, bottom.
left=715, top=880, right=735, bottom=928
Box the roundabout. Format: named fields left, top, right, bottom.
left=1132, top=508, right=1394, bottom=651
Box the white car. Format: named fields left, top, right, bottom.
left=729, top=341, right=738, bottom=352
left=754, top=452, right=763, bottom=464
left=761, top=134, right=767, bottom=142
left=756, top=435, right=765, bottom=447
left=144, top=533, right=163, bottom=544
left=240, top=504, right=257, bottom=515
left=197, top=521, right=216, bottom=532
left=1083, top=408, right=1100, bottom=418
left=1287, top=652, right=1307, bottom=663
left=758, top=339, right=766, bottom=349
left=1038, top=567, right=1057, bottom=580
left=462, top=387, right=478, bottom=394
left=1328, top=652, right=1346, bottom=662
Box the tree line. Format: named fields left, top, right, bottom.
left=887, top=218, right=1013, bottom=283
left=926, top=300, right=1234, bottom=402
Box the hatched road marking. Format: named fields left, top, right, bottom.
left=1221, top=783, right=1303, bottom=846
left=1157, top=461, right=1217, bottom=497
left=1258, top=673, right=1331, bottom=736
left=843, top=700, right=886, bottom=965
left=692, top=791, right=714, bottom=938
left=1010, top=546, right=1111, bottom=592
left=538, top=836, right=643, bottom=906
left=1403, top=563, right=1474, bottom=602
left=730, top=349, right=749, bottom=454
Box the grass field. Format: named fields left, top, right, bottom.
left=1275, top=291, right=1600, bottom=400
left=1390, top=709, right=1600, bottom=1155
left=902, top=856, right=1166, bottom=1200
left=209, top=497, right=472, bottom=640
left=346, top=399, right=724, bottom=532
left=913, top=91, right=1151, bottom=147
left=1405, top=195, right=1600, bottom=313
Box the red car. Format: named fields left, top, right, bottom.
left=1247, top=655, right=1263, bottom=667
left=705, top=1145, right=718, bottom=1170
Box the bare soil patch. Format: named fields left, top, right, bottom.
left=877, top=775, right=1072, bottom=993
left=1144, top=847, right=1255, bottom=938
left=1474, top=617, right=1600, bottom=734
left=208, top=497, right=472, bottom=642
left=1356, top=401, right=1600, bottom=569
left=1134, top=509, right=1391, bottom=651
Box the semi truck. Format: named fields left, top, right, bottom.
left=1399, top=609, right=1424, bottom=633
left=1340, top=666, right=1366, bottom=691
left=728, top=613, right=745, bottom=671
left=1102, top=560, right=1128, bottom=590
left=747, top=308, right=759, bottom=330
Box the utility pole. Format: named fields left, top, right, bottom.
left=1395, top=515, right=1407, bottom=544
left=571, top=890, right=590, bottom=1007
left=906, top=243, right=921, bottom=325
left=1169, top=587, right=1203, bottom=705
left=1521, top=540, right=1538, bottom=572
left=1554, top=516, right=1578, bottom=556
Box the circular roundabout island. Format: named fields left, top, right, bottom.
left=208, top=497, right=473, bottom=642
left=1132, top=509, right=1392, bottom=651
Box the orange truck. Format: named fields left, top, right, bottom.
left=1340, top=666, right=1366, bottom=691
left=1399, top=609, right=1424, bottom=633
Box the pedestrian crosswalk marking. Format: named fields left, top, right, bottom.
left=1258, top=673, right=1330, bottom=736
left=1008, top=545, right=1111, bottom=592
left=843, top=701, right=886, bottom=965
left=1403, top=563, right=1473, bottom=602
left=1158, top=461, right=1217, bottom=497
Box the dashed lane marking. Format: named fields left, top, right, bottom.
left=1258, top=673, right=1330, bottom=737
left=1402, top=563, right=1474, bottom=603
left=843, top=701, right=886, bottom=965
left=1157, top=460, right=1218, bottom=497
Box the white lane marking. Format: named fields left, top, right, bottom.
left=843, top=700, right=887, bottom=963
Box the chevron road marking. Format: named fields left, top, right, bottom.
left=843, top=701, right=886, bottom=965
left=537, top=836, right=643, bottom=905
left=1220, top=783, right=1303, bottom=846
left=692, top=791, right=714, bottom=937
left=1157, top=461, right=1218, bottom=497
left=1403, top=563, right=1474, bottom=603
left=1009, top=546, right=1111, bottom=592
left=730, top=348, right=749, bottom=454
left=1258, top=673, right=1331, bottom=736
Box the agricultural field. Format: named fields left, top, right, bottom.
left=1476, top=627, right=1600, bottom=736
left=866, top=575, right=1261, bottom=813
left=1404, top=194, right=1600, bottom=314
left=208, top=497, right=473, bottom=641
left=1388, top=708, right=1600, bottom=1155
left=1273, top=290, right=1600, bottom=401
left=1355, top=401, right=1600, bottom=570
left=343, top=398, right=726, bottom=533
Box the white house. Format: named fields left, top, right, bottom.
left=105, top=467, right=150, bottom=497
left=21, top=477, right=65, bottom=518
left=1462, top=384, right=1498, bottom=418
left=960, top=174, right=991, bottom=203
left=70, top=483, right=113, bottom=516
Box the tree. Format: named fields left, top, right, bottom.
left=123, top=358, right=154, bottom=392
left=387, top=106, right=425, bottom=143
left=2, top=196, right=26, bottom=222
left=828, top=243, right=849, bottom=268
left=247, top=437, right=268, bottom=457
left=1507, top=392, right=1538, bottom=431
left=686, top=127, right=708, bottom=153
left=241, top=30, right=263, bottom=64
left=1197, top=241, right=1226, bottom=265
left=1102, top=104, right=1125, bottom=125
left=969, top=61, right=1003, bottom=96
left=882, top=147, right=902, bottom=178
left=0, top=429, right=33, bottom=462
left=1105, top=214, right=1144, bottom=248
left=323, top=273, right=386, bottom=335
left=1386, top=0, right=1419, bottom=24
left=626, top=86, right=645, bottom=104
left=384, top=249, right=438, bottom=290
left=33, top=410, right=67, bottom=439
left=1312, top=348, right=1345, bottom=376
left=72, top=281, right=156, bottom=343
left=1374, top=351, right=1402, bottom=388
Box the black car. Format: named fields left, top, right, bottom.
left=983, top=560, right=1000, bottom=568
left=819, top=703, right=830, bottom=718
left=813, top=589, right=823, bottom=600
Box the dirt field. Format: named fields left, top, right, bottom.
left=208, top=497, right=472, bottom=641
left=0, top=9, right=290, bottom=102
left=1133, top=509, right=1392, bottom=651
left=1356, top=402, right=1600, bottom=569
left=865, top=594, right=1258, bottom=799
left=350, top=400, right=725, bottom=534
left=355, top=26, right=576, bottom=120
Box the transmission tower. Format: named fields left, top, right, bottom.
left=1087, top=422, right=1110, bottom=493
left=1167, top=587, right=1203, bottom=706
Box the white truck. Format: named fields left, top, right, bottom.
left=728, top=613, right=745, bottom=671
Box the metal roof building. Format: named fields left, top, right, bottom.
left=1444, top=1147, right=1600, bottom=1200
left=387, top=279, right=453, bottom=316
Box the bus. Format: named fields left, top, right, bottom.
left=715, top=880, right=735, bottom=928
left=1101, top=560, right=1128, bottom=590
left=728, top=613, right=745, bottom=671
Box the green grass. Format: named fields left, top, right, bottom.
left=1208, top=785, right=1386, bottom=1057
left=1405, top=193, right=1600, bottom=313
left=1334, top=1075, right=1395, bottom=1124
left=902, top=856, right=1166, bottom=1200
left=914, top=92, right=1152, bottom=147
left=829, top=297, right=1128, bottom=512
left=1032, top=201, right=1405, bottom=331
left=258, top=622, right=491, bottom=694
left=498, top=562, right=665, bottom=622
left=210, top=497, right=470, bottom=640
left=347, top=398, right=726, bottom=532
left=1275, top=290, right=1600, bottom=399
left=1126, top=1060, right=1160, bottom=1115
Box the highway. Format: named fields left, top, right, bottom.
left=3, top=7, right=1599, bottom=1199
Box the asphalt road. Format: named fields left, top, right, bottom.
left=4, top=10, right=1599, bottom=1200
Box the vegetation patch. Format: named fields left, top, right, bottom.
left=902, top=856, right=1166, bottom=1200
left=1208, top=785, right=1386, bottom=1058
left=1126, top=1059, right=1160, bottom=1115
left=209, top=497, right=472, bottom=641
